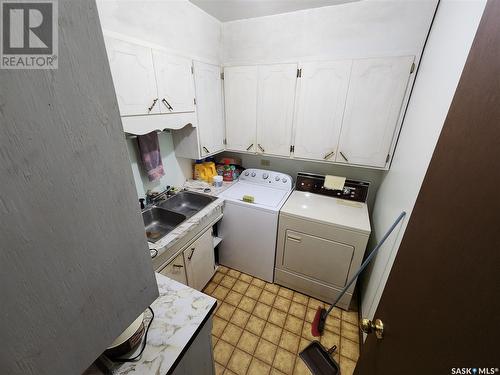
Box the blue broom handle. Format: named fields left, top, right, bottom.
left=325, top=211, right=406, bottom=316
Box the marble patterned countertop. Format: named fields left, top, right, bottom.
left=98, top=273, right=217, bottom=374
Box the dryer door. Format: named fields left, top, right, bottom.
left=282, top=230, right=354, bottom=287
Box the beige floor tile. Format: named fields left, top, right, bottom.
left=304, top=308, right=317, bottom=323
left=245, top=285, right=263, bottom=300
left=238, top=296, right=257, bottom=313
left=212, top=272, right=225, bottom=284
left=271, top=369, right=287, bottom=375
left=293, top=357, right=312, bottom=375
left=261, top=322, right=282, bottom=343
left=247, top=357, right=271, bottom=375
left=203, top=281, right=218, bottom=295
left=278, top=287, right=294, bottom=300
left=232, top=280, right=250, bottom=294
left=227, top=269, right=241, bottom=279
left=341, top=320, right=360, bottom=343
left=225, top=290, right=243, bottom=307
left=289, top=302, right=306, bottom=319
left=341, top=310, right=359, bottom=325
left=230, top=308, right=250, bottom=328
left=223, top=369, right=237, bottom=375
left=220, top=275, right=237, bottom=289
left=308, top=298, right=325, bottom=310
left=227, top=348, right=252, bottom=374
left=218, top=265, right=230, bottom=274
left=239, top=273, right=253, bottom=283
left=324, top=315, right=341, bottom=335
left=320, top=330, right=340, bottom=349
left=330, top=307, right=342, bottom=318
left=216, top=302, right=236, bottom=321
left=264, top=283, right=280, bottom=294
left=259, top=290, right=277, bottom=305
left=214, top=361, right=225, bottom=375
left=251, top=277, right=266, bottom=288
left=254, top=338, right=278, bottom=365
left=273, top=347, right=296, bottom=374
left=279, top=330, right=300, bottom=353
left=298, top=337, right=312, bottom=352
left=292, top=292, right=309, bottom=305
left=268, top=308, right=287, bottom=326
left=213, top=339, right=234, bottom=367
left=285, top=315, right=304, bottom=336
left=212, top=335, right=218, bottom=348
left=340, top=337, right=360, bottom=361
left=301, top=322, right=315, bottom=341
left=212, top=316, right=228, bottom=337
left=236, top=330, right=259, bottom=355
left=273, top=295, right=291, bottom=312
left=253, top=302, right=272, bottom=320
left=213, top=285, right=230, bottom=300
left=340, top=355, right=357, bottom=375
left=246, top=315, right=266, bottom=336
left=221, top=323, right=243, bottom=346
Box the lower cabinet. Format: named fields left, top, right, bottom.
left=183, top=228, right=216, bottom=291
left=159, top=252, right=187, bottom=285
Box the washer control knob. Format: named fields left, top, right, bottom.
left=262, top=173, right=269, bottom=179
left=251, top=172, right=256, bottom=177
left=282, top=178, right=288, bottom=183
left=244, top=171, right=249, bottom=176
left=275, top=176, right=281, bottom=181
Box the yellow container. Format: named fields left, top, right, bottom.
left=194, top=163, right=209, bottom=181
left=203, top=161, right=217, bottom=182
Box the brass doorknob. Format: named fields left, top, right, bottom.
left=360, top=318, right=384, bottom=339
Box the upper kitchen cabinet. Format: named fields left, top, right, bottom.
left=104, top=35, right=196, bottom=135
left=292, top=61, right=351, bottom=161
left=152, top=50, right=195, bottom=114
left=336, top=56, right=415, bottom=168
left=104, top=36, right=158, bottom=116
left=256, top=64, right=297, bottom=157
left=224, top=66, right=258, bottom=152
left=193, top=61, right=225, bottom=157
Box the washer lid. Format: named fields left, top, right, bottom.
left=220, top=182, right=290, bottom=208
left=281, top=191, right=371, bottom=234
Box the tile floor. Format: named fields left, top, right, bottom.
left=203, top=266, right=360, bottom=375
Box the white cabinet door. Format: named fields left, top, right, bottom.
left=104, top=36, right=158, bottom=116
left=336, top=56, right=414, bottom=168
left=152, top=50, right=195, bottom=114
left=183, top=228, right=215, bottom=291
left=256, top=64, right=297, bottom=157
left=293, top=61, right=351, bottom=161
left=224, top=66, right=258, bottom=152
left=159, top=253, right=187, bottom=285
left=193, top=61, right=225, bottom=156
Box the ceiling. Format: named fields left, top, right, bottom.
left=189, top=0, right=359, bottom=22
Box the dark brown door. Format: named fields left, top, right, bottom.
left=355, top=1, right=500, bottom=374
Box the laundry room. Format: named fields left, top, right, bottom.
left=2, top=1, right=498, bottom=375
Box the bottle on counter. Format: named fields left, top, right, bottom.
left=223, top=159, right=233, bottom=182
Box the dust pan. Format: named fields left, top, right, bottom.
left=299, top=341, right=340, bottom=375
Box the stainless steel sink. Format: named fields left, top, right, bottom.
left=142, top=207, right=186, bottom=243
left=158, top=191, right=217, bottom=218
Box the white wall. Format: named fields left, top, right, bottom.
left=360, top=0, right=486, bottom=324
left=222, top=0, right=437, bottom=64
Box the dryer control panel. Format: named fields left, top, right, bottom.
left=240, top=169, right=293, bottom=191
left=295, top=172, right=369, bottom=203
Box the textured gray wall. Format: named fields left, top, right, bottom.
left=0, top=1, right=158, bottom=374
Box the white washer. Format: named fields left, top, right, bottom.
left=218, top=169, right=293, bottom=282
left=275, top=173, right=371, bottom=309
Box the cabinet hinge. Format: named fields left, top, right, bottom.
left=290, top=145, right=295, bottom=153
left=410, top=62, right=415, bottom=74
left=193, top=98, right=196, bottom=105
left=191, top=65, right=194, bottom=74
left=386, top=154, right=391, bottom=163
left=220, top=72, right=224, bottom=80
left=296, top=68, right=302, bottom=78
left=223, top=138, right=227, bottom=145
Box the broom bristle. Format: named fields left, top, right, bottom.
left=311, top=307, right=326, bottom=337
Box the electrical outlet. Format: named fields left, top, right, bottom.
left=261, top=159, right=270, bottom=167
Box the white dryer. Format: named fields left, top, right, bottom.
left=275, top=173, right=371, bottom=309
left=218, top=169, right=293, bottom=282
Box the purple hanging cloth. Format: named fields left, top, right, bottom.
left=137, top=131, right=165, bottom=182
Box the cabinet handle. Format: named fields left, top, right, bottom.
left=340, top=151, right=349, bottom=162
left=161, top=98, right=174, bottom=111
left=203, top=146, right=210, bottom=154
left=188, top=248, right=195, bottom=260
left=148, top=98, right=158, bottom=113
left=323, top=151, right=335, bottom=160
left=287, top=234, right=302, bottom=243
left=172, top=264, right=183, bottom=268
left=246, top=143, right=254, bottom=151
left=258, top=144, right=265, bottom=152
